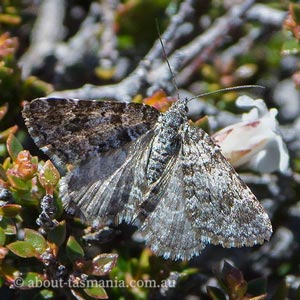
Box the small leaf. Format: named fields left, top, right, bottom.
left=21, top=272, right=46, bottom=289
left=0, top=164, right=8, bottom=181
left=0, top=103, right=8, bottom=121
left=0, top=263, right=20, bottom=283
left=23, top=76, right=53, bottom=98
left=71, top=289, right=90, bottom=300
left=249, top=295, right=267, bottom=300
left=139, top=248, right=151, bottom=270
left=226, top=268, right=247, bottom=299
left=143, top=90, right=175, bottom=112
left=33, top=289, right=55, bottom=300
left=7, top=134, right=23, bottom=161
left=0, top=217, right=16, bottom=235
left=248, top=277, right=267, bottom=296
left=282, top=39, right=300, bottom=55
left=14, top=150, right=38, bottom=180
left=2, top=157, right=11, bottom=170
left=291, top=3, right=300, bottom=24
left=7, top=172, right=31, bottom=190
left=66, top=236, right=84, bottom=261
left=0, top=204, right=21, bottom=217
left=38, top=160, right=60, bottom=193
left=0, top=246, right=8, bottom=259
left=95, top=66, right=116, bottom=80
left=89, top=253, right=118, bottom=276
left=47, top=220, right=66, bottom=247
left=207, top=286, right=227, bottom=300
left=273, top=280, right=288, bottom=300
left=0, top=125, right=18, bottom=142
left=84, top=286, right=108, bottom=299
left=0, top=14, right=21, bottom=25
left=24, top=229, right=47, bottom=254
left=0, top=227, right=6, bottom=245
left=7, top=241, right=37, bottom=258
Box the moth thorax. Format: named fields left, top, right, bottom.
left=146, top=126, right=180, bottom=185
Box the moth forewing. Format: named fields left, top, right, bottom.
left=22, top=94, right=272, bottom=260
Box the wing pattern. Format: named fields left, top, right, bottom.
left=61, top=129, right=156, bottom=226
left=137, top=125, right=272, bottom=260
left=23, top=97, right=272, bottom=261
left=22, top=98, right=159, bottom=168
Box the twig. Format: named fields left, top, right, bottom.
left=50, top=0, right=256, bottom=100
left=98, top=0, right=120, bottom=70
left=50, top=0, right=198, bottom=101
left=165, top=0, right=257, bottom=87
left=19, top=0, right=66, bottom=78
left=54, top=2, right=103, bottom=86
left=246, top=3, right=287, bottom=26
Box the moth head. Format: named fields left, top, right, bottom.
left=162, top=98, right=188, bottom=128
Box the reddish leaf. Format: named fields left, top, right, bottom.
left=0, top=246, right=8, bottom=259
left=143, top=90, right=176, bottom=112
left=38, top=160, right=60, bottom=194
left=89, top=253, right=118, bottom=276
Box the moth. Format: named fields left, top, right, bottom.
left=22, top=96, right=272, bottom=260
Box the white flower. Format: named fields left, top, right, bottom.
left=212, top=95, right=289, bottom=174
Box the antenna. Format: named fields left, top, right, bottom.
left=155, top=21, right=265, bottom=103
left=155, top=20, right=180, bottom=101
left=187, top=85, right=265, bottom=102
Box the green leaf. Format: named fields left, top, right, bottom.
left=38, top=160, right=60, bottom=191
left=7, top=241, right=37, bottom=258
left=0, top=144, right=6, bottom=157
left=66, top=236, right=84, bottom=261
left=0, top=204, right=21, bottom=217
left=0, top=227, right=6, bottom=245
left=0, top=164, right=7, bottom=181
left=21, top=272, right=45, bottom=289
left=89, top=253, right=118, bottom=276
left=7, top=173, right=31, bottom=190
left=84, top=286, right=108, bottom=299
left=33, top=289, right=55, bottom=300
left=0, top=103, right=8, bottom=121
left=0, top=276, right=4, bottom=287
left=207, top=286, right=227, bottom=300
left=24, top=228, right=47, bottom=254
left=0, top=125, right=18, bottom=142
left=273, top=281, right=288, bottom=300
left=248, top=277, right=267, bottom=296
left=0, top=263, right=20, bottom=283
left=47, top=220, right=66, bottom=247
left=291, top=3, right=300, bottom=24
left=6, top=134, right=23, bottom=161
left=0, top=217, right=16, bottom=235
left=282, top=39, right=300, bottom=55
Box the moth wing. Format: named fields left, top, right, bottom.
left=61, top=129, right=156, bottom=226
left=22, top=98, right=159, bottom=169
left=137, top=125, right=272, bottom=260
